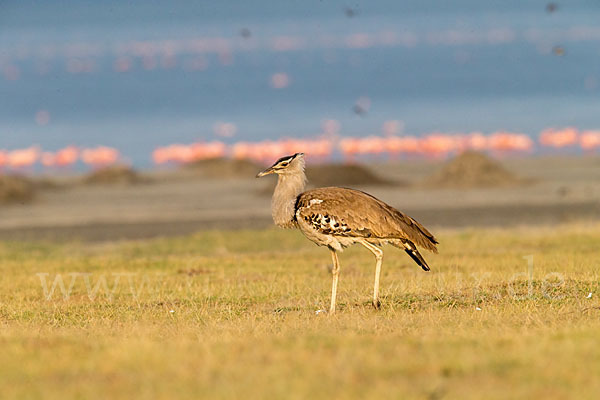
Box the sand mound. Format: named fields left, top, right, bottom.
left=257, top=162, right=398, bottom=197
left=306, top=164, right=397, bottom=187
left=32, top=177, right=68, bottom=191
left=0, top=175, right=35, bottom=204
left=83, top=165, right=146, bottom=185
left=422, top=151, right=524, bottom=188
left=186, top=158, right=265, bottom=179
left=186, top=159, right=397, bottom=186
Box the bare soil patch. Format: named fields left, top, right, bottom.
left=82, top=165, right=147, bottom=185
left=422, top=151, right=527, bottom=188
left=306, top=163, right=400, bottom=187
left=0, top=175, right=36, bottom=205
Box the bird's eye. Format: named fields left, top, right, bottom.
left=280, top=162, right=289, bottom=167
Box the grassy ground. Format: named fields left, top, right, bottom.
left=1, top=224, right=599, bottom=399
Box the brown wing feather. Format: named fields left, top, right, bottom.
left=295, top=187, right=438, bottom=253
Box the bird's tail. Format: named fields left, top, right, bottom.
left=392, top=240, right=431, bottom=271
left=404, top=247, right=430, bottom=271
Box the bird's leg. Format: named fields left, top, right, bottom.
left=360, top=241, right=384, bottom=309
left=329, top=249, right=340, bottom=313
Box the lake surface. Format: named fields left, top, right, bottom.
left=1, top=0, right=599, bottom=165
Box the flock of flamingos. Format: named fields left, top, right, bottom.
left=1, top=127, right=599, bottom=171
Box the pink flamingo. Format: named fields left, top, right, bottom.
left=153, top=144, right=189, bottom=164
left=339, top=137, right=362, bottom=162
left=580, top=130, right=600, bottom=151
left=171, top=144, right=194, bottom=164
left=7, top=147, right=40, bottom=170
left=231, top=142, right=252, bottom=160
left=381, top=136, right=409, bottom=160
left=189, top=141, right=226, bottom=161
left=41, top=152, right=57, bottom=167
left=311, top=139, right=333, bottom=159
left=54, top=146, right=79, bottom=166
left=153, top=141, right=226, bottom=165
left=360, top=136, right=387, bottom=156
left=41, top=146, right=79, bottom=168
left=261, top=141, right=287, bottom=163
left=397, top=136, right=422, bottom=155
left=0, top=150, right=6, bottom=170
left=488, top=132, right=533, bottom=153
left=539, top=127, right=579, bottom=148
left=463, top=132, right=489, bottom=151
left=81, top=146, right=120, bottom=168
left=420, top=133, right=459, bottom=158
left=152, top=147, right=171, bottom=164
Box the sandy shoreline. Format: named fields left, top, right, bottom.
left=0, top=156, right=598, bottom=241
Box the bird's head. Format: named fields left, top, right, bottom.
left=256, top=153, right=305, bottom=178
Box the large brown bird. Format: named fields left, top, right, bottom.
left=257, top=153, right=438, bottom=313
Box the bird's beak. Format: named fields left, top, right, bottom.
left=256, top=167, right=275, bottom=178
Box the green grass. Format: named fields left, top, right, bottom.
left=1, top=224, right=600, bottom=399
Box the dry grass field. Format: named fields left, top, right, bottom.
left=1, top=223, right=600, bottom=399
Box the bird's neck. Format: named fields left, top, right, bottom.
left=272, top=172, right=307, bottom=228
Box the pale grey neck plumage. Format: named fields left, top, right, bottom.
left=271, top=165, right=307, bottom=228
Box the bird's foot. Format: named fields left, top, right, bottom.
left=372, top=299, right=382, bottom=310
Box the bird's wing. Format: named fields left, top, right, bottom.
left=295, top=187, right=438, bottom=252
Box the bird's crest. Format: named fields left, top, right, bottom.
left=257, top=153, right=305, bottom=177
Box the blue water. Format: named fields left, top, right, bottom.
left=1, top=0, right=599, bottom=166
